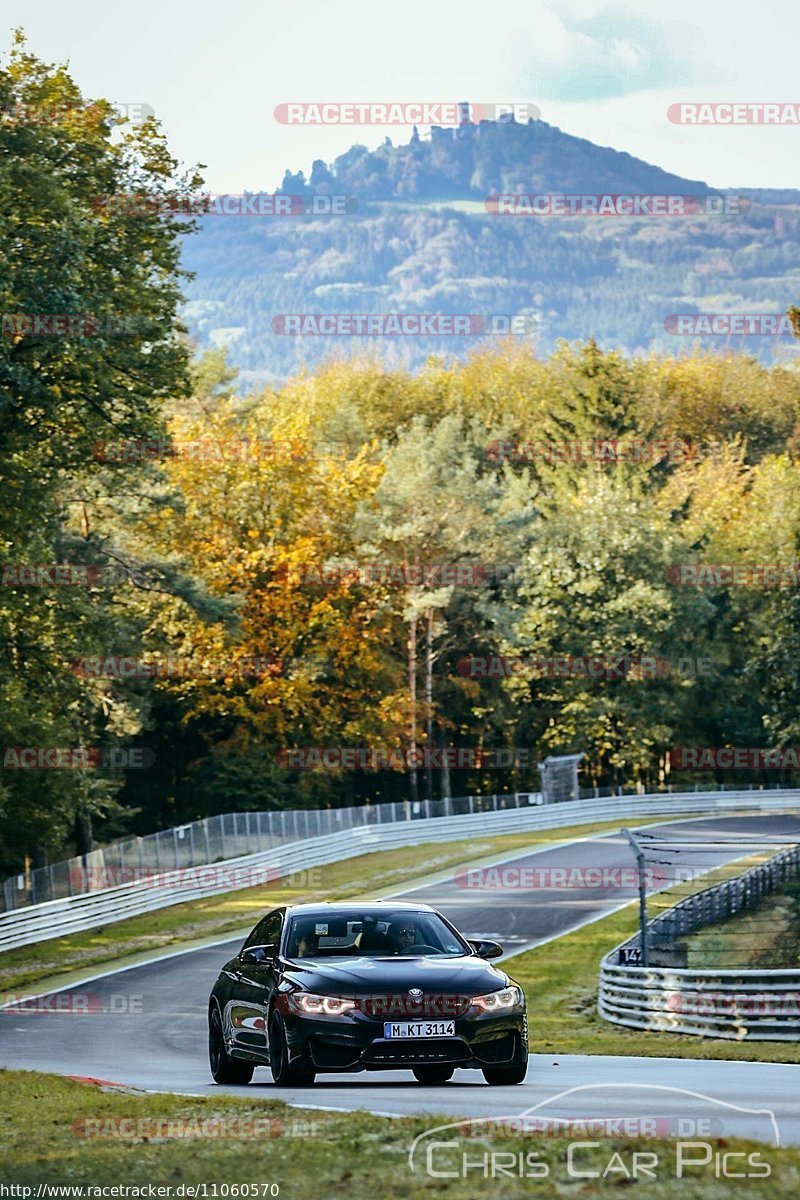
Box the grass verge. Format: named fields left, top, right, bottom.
left=509, top=850, right=800, bottom=1062
left=1, top=1068, right=796, bottom=1196
left=684, top=890, right=800, bottom=970
left=0, top=815, right=680, bottom=997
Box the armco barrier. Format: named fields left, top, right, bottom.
left=1, top=789, right=799, bottom=953
left=7, top=781, right=781, bottom=912
left=600, top=961, right=800, bottom=1041
left=3, top=793, right=543, bottom=911
left=600, top=843, right=800, bottom=1040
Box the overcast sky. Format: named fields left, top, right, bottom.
left=4, top=0, right=798, bottom=191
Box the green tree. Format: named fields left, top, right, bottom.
left=0, top=33, right=201, bottom=873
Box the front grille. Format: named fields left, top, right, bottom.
left=356, top=994, right=470, bottom=1019
left=363, top=1038, right=470, bottom=1065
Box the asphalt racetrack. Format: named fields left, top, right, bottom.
left=2, top=814, right=800, bottom=1144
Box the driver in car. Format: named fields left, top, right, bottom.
left=295, top=931, right=319, bottom=958
left=393, top=922, right=419, bottom=952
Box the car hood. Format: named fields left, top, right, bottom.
left=280, top=954, right=511, bottom=995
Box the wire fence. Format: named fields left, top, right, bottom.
left=600, top=844, right=800, bottom=1039
left=645, top=844, right=800, bottom=966
left=2, top=779, right=790, bottom=914
left=1, top=792, right=538, bottom=912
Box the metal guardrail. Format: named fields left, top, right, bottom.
left=600, top=844, right=800, bottom=1040
left=2, top=788, right=799, bottom=954
left=1, top=794, right=548, bottom=913
left=3, top=781, right=787, bottom=912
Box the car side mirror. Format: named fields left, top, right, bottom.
left=470, top=939, right=504, bottom=960
left=241, top=944, right=274, bottom=964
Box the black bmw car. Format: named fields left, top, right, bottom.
left=208, top=901, right=528, bottom=1086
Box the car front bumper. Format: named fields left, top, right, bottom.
left=276, top=1001, right=528, bottom=1072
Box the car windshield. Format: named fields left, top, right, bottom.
left=285, top=910, right=469, bottom=959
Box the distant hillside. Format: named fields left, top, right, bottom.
left=180, top=118, right=800, bottom=388
left=278, top=117, right=713, bottom=201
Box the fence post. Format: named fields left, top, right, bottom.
left=622, top=828, right=649, bottom=969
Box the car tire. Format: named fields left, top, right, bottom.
left=412, top=1065, right=455, bottom=1084
left=208, top=1005, right=255, bottom=1085
left=482, top=1062, right=528, bottom=1085
left=269, top=1013, right=316, bottom=1086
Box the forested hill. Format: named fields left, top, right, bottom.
left=180, top=118, right=800, bottom=389
left=278, top=117, right=711, bottom=200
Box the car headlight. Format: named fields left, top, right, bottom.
left=287, top=992, right=356, bottom=1016
left=471, top=986, right=522, bottom=1012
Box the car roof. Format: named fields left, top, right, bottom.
left=284, top=901, right=436, bottom=915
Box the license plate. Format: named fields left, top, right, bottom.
left=383, top=1020, right=455, bottom=1038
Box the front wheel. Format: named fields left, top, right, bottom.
left=413, top=1065, right=454, bottom=1084
left=269, top=1013, right=316, bottom=1086
left=208, top=1005, right=254, bottom=1085
left=482, top=1063, right=528, bottom=1085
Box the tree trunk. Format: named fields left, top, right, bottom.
left=407, top=613, right=418, bottom=804
left=74, top=805, right=94, bottom=856
left=425, top=607, right=434, bottom=801
left=440, top=728, right=452, bottom=801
